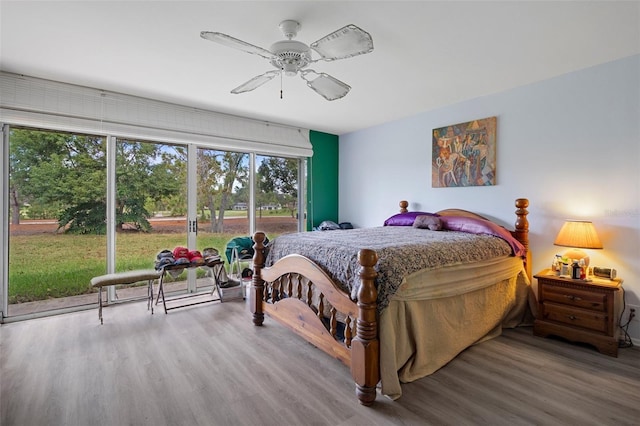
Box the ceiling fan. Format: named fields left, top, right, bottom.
left=200, top=20, right=374, bottom=101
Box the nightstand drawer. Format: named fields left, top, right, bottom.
left=542, top=303, right=608, bottom=333
left=540, top=283, right=607, bottom=312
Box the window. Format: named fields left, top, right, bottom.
left=3, top=127, right=304, bottom=319
left=0, top=74, right=310, bottom=320
left=7, top=128, right=107, bottom=316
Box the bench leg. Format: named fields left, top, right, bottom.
left=147, top=279, right=154, bottom=314
left=98, top=286, right=103, bottom=325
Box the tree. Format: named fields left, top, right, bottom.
left=9, top=130, right=70, bottom=224
left=258, top=157, right=298, bottom=217
left=10, top=129, right=253, bottom=234
left=197, top=149, right=222, bottom=232
left=8, top=129, right=181, bottom=234
left=197, top=150, right=248, bottom=233
left=110, top=140, right=182, bottom=233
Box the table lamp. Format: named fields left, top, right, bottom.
left=553, top=220, right=603, bottom=267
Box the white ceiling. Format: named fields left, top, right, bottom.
left=1, top=1, right=639, bottom=135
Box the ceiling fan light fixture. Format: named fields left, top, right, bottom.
left=269, top=40, right=311, bottom=75
left=281, top=62, right=298, bottom=77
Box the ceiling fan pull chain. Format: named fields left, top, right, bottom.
left=280, top=69, right=283, bottom=99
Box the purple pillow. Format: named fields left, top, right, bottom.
left=439, top=215, right=525, bottom=257
left=384, top=211, right=438, bottom=226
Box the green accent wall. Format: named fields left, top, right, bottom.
left=307, top=130, right=339, bottom=230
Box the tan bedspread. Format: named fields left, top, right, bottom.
left=379, top=256, right=535, bottom=400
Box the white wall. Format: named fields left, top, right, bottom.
left=339, top=55, right=640, bottom=340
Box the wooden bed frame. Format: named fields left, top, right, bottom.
left=249, top=198, right=530, bottom=406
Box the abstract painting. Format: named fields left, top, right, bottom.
left=432, top=116, right=497, bottom=188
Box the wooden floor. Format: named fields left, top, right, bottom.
left=1, top=298, right=639, bottom=426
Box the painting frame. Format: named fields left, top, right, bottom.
left=432, top=116, right=497, bottom=188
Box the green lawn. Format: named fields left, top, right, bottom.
left=8, top=232, right=241, bottom=303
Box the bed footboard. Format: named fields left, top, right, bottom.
left=250, top=232, right=380, bottom=405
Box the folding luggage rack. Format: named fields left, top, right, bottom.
left=155, top=259, right=244, bottom=313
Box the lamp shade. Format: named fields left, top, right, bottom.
left=554, top=220, right=603, bottom=250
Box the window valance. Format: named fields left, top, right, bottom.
left=0, top=72, right=312, bottom=157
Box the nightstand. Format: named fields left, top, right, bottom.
left=533, top=269, right=623, bottom=357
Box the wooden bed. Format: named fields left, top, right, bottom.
left=249, top=198, right=531, bottom=406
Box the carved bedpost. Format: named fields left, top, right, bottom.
left=514, top=198, right=531, bottom=282
left=399, top=200, right=408, bottom=213
left=351, top=248, right=379, bottom=406
left=251, top=232, right=266, bottom=326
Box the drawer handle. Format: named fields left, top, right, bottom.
left=564, top=295, right=582, bottom=302
left=566, top=315, right=578, bottom=321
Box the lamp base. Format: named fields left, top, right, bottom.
left=561, top=249, right=589, bottom=267
left=560, top=248, right=591, bottom=279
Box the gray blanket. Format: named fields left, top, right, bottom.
left=265, top=227, right=513, bottom=313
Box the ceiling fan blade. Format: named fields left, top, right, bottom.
left=231, top=70, right=280, bottom=94
left=200, top=31, right=273, bottom=60
left=310, top=25, right=374, bottom=61
left=300, top=70, right=350, bottom=101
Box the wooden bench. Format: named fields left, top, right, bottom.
left=91, top=269, right=161, bottom=324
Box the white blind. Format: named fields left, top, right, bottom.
left=0, top=72, right=312, bottom=157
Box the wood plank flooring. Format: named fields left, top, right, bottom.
left=1, top=298, right=639, bottom=426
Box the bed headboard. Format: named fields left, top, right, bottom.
left=435, top=208, right=490, bottom=221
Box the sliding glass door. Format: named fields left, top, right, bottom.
left=7, top=128, right=107, bottom=316
left=114, top=139, right=189, bottom=299
left=195, top=148, right=249, bottom=290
